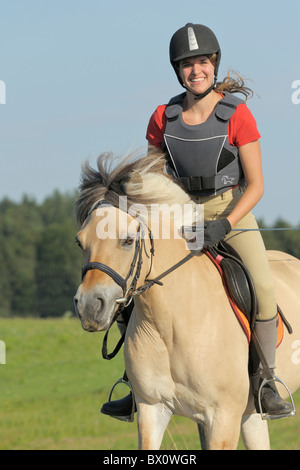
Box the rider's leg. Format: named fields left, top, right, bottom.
left=250, top=315, right=294, bottom=417
left=199, top=187, right=294, bottom=418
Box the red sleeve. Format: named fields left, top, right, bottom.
left=146, top=105, right=167, bottom=148
left=228, top=103, right=261, bottom=148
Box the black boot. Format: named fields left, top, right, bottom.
left=101, top=391, right=136, bottom=422
left=101, top=370, right=136, bottom=422
left=251, top=316, right=295, bottom=419
left=252, top=371, right=295, bottom=418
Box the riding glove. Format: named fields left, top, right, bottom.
left=203, top=218, right=231, bottom=248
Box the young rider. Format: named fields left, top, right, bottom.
left=101, top=23, right=294, bottom=421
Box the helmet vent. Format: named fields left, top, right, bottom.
left=187, top=27, right=199, bottom=51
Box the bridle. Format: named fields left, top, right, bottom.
left=79, top=199, right=202, bottom=359
left=81, top=201, right=155, bottom=308
left=81, top=200, right=202, bottom=306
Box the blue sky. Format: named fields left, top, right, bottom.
left=1, top=0, right=300, bottom=223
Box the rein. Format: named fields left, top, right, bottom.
left=99, top=244, right=202, bottom=360
left=133, top=247, right=202, bottom=296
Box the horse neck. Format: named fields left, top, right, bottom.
left=136, top=215, right=190, bottom=288
left=134, top=232, right=205, bottom=325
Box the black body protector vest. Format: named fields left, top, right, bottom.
left=162, top=92, right=245, bottom=196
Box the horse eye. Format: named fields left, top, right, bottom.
left=75, top=236, right=83, bottom=249
left=123, top=236, right=134, bottom=246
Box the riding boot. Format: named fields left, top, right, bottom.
left=250, top=316, right=294, bottom=418
left=101, top=389, right=136, bottom=421
left=100, top=370, right=136, bottom=421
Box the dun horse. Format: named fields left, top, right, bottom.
left=74, top=152, right=300, bottom=450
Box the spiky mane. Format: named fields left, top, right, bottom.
left=75, top=150, right=192, bottom=226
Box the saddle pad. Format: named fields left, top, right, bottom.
left=204, top=250, right=283, bottom=346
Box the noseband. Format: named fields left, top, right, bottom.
left=82, top=262, right=127, bottom=292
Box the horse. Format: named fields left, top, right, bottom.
left=74, top=152, right=300, bottom=450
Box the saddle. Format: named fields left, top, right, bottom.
left=205, top=242, right=291, bottom=345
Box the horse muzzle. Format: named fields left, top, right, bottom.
left=73, top=283, right=122, bottom=332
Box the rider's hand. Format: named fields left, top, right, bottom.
left=203, top=218, right=231, bottom=248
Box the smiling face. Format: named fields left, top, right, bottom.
left=178, top=55, right=215, bottom=96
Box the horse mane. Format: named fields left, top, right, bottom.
left=75, top=150, right=192, bottom=226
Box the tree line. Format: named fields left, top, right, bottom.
left=0, top=191, right=81, bottom=318
left=0, top=191, right=299, bottom=318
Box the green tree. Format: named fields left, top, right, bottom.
left=0, top=196, right=42, bottom=316
left=259, top=218, right=300, bottom=259
left=36, top=219, right=81, bottom=317
left=0, top=191, right=81, bottom=318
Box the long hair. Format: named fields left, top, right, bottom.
left=215, top=70, right=254, bottom=101
left=210, top=53, right=254, bottom=100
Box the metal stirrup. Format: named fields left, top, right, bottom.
left=108, top=377, right=136, bottom=423
left=258, top=376, right=296, bottom=421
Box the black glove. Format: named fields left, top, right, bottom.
left=203, top=218, right=231, bottom=248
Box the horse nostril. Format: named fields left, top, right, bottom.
left=96, top=297, right=106, bottom=316
left=73, top=296, right=81, bottom=319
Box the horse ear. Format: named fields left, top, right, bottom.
left=123, top=170, right=143, bottom=193
left=130, top=170, right=143, bottom=185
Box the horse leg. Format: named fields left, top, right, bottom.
left=137, top=402, right=172, bottom=450
left=205, top=410, right=242, bottom=450
left=241, top=414, right=270, bottom=450
left=197, top=423, right=208, bottom=450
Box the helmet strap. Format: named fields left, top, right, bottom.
left=190, top=76, right=217, bottom=101
left=192, top=83, right=215, bottom=101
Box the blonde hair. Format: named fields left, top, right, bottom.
left=75, top=151, right=192, bottom=226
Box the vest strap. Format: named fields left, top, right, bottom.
left=179, top=175, right=216, bottom=191
left=179, top=172, right=240, bottom=193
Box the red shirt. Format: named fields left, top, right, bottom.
left=146, top=97, right=261, bottom=149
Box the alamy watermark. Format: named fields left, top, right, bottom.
left=291, top=80, right=300, bottom=104
left=0, top=340, right=6, bottom=364
left=0, top=80, right=6, bottom=104
left=95, top=196, right=204, bottom=251
left=291, top=339, right=300, bottom=365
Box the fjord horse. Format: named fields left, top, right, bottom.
left=74, top=153, right=300, bottom=450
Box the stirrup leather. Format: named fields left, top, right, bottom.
left=107, top=377, right=135, bottom=422
left=258, top=376, right=296, bottom=421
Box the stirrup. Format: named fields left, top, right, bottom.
left=258, top=376, right=296, bottom=421
left=107, top=377, right=135, bottom=422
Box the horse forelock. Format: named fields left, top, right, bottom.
left=75, top=150, right=192, bottom=226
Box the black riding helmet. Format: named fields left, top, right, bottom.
left=169, top=23, right=221, bottom=99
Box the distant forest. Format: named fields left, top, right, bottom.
left=0, top=191, right=299, bottom=318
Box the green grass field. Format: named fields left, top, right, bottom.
left=0, top=317, right=299, bottom=450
